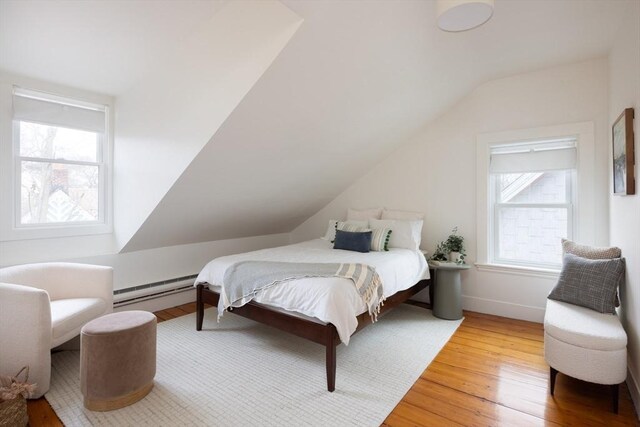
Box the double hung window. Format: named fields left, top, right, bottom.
left=489, top=138, right=576, bottom=269
left=12, top=88, right=108, bottom=230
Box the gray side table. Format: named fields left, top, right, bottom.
left=428, top=261, right=470, bottom=320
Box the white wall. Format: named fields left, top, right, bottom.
left=292, top=58, right=610, bottom=322
left=72, top=233, right=290, bottom=291
left=608, top=0, right=640, bottom=413
left=1, top=229, right=288, bottom=294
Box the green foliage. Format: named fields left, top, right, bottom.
left=430, top=241, right=449, bottom=261
left=430, top=227, right=466, bottom=264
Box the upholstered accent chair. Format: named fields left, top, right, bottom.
left=545, top=240, right=628, bottom=413
left=0, top=263, right=113, bottom=398
left=544, top=300, right=627, bottom=413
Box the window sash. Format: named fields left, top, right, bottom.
left=17, top=119, right=102, bottom=164
left=13, top=117, right=107, bottom=228
left=492, top=204, right=573, bottom=269
left=18, top=156, right=100, bottom=167
left=495, top=170, right=573, bottom=204
left=16, top=159, right=105, bottom=227
left=489, top=172, right=574, bottom=269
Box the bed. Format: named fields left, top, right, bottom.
left=194, top=238, right=431, bottom=391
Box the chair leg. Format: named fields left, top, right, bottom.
left=611, top=383, right=619, bottom=414
left=550, top=366, right=558, bottom=396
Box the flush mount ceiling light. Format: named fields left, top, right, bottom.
left=437, top=0, right=494, bottom=32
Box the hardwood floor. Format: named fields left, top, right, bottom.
left=28, top=303, right=639, bottom=426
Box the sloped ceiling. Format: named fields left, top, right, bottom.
left=0, top=0, right=634, bottom=253
left=111, top=0, right=303, bottom=251
left=123, top=0, right=631, bottom=251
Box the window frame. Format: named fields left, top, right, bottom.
left=1, top=86, right=113, bottom=241
left=476, top=122, right=596, bottom=275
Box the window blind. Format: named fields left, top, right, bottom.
left=13, top=88, right=106, bottom=133
left=489, top=138, right=577, bottom=174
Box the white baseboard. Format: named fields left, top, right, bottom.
left=114, top=289, right=196, bottom=313
left=628, top=359, right=640, bottom=420
left=461, top=295, right=545, bottom=323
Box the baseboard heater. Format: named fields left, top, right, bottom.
left=113, top=274, right=198, bottom=308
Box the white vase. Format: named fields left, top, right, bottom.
left=449, top=251, right=460, bottom=263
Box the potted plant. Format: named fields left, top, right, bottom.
left=430, top=227, right=466, bottom=264
left=430, top=241, right=449, bottom=262
left=446, top=227, right=465, bottom=264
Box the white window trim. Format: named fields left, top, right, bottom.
left=474, top=262, right=561, bottom=279
left=0, top=81, right=114, bottom=241
left=476, top=122, right=596, bottom=274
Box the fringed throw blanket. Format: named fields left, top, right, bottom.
left=220, top=261, right=385, bottom=321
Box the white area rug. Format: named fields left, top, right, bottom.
left=47, top=305, right=461, bottom=426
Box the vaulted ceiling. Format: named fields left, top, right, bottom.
left=0, top=0, right=633, bottom=252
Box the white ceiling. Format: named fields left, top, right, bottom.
left=0, top=0, right=634, bottom=252
left=0, top=0, right=226, bottom=95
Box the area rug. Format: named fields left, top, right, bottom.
left=46, top=305, right=462, bottom=426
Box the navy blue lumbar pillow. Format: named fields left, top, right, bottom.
left=333, top=229, right=372, bottom=253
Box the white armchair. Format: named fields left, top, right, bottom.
left=0, top=263, right=113, bottom=398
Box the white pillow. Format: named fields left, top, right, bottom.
left=347, top=207, right=383, bottom=221
left=369, top=218, right=423, bottom=250
left=381, top=209, right=424, bottom=221
left=321, top=219, right=368, bottom=241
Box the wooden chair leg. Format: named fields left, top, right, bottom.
left=550, top=366, right=558, bottom=396
left=612, top=383, right=619, bottom=414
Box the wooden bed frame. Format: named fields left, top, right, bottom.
left=196, top=277, right=432, bottom=392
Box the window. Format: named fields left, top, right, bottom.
left=489, top=139, right=576, bottom=269
left=12, top=88, right=109, bottom=231
left=476, top=122, right=596, bottom=275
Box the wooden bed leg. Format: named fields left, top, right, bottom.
left=196, top=284, right=204, bottom=331
left=326, top=327, right=337, bottom=392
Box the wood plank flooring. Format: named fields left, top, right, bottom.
left=28, top=303, right=639, bottom=426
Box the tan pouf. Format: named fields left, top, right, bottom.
left=80, top=310, right=157, bottom=411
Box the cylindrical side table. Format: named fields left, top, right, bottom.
left=428, top=261, right=470, bottom=320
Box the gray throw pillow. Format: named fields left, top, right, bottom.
left=548, top=253, right=625, bottom=314
left=562, top=238, right=622, bottom=307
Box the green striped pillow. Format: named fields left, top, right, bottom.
left=370, top=227, right=392, bottom=251
left=333, top=222, right=369, bottom=243
left=337, top=221, right=368, bottom=233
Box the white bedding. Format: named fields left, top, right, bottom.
left=195, top=239, right=429, bottom=344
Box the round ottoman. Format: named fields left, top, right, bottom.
left=80, top=310, right=157, bottom=411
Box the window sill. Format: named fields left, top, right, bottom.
left=474, top=262, right=560, bottom=279
left=0, top=222, right=112, bottom=242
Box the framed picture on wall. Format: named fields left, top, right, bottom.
left=612, top=108, right=635, bottom=195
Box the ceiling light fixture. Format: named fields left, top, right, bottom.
left=437, top=0, right=494, bottom=32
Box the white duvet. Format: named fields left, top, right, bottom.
left=195, top=239, right=429, bottom=344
